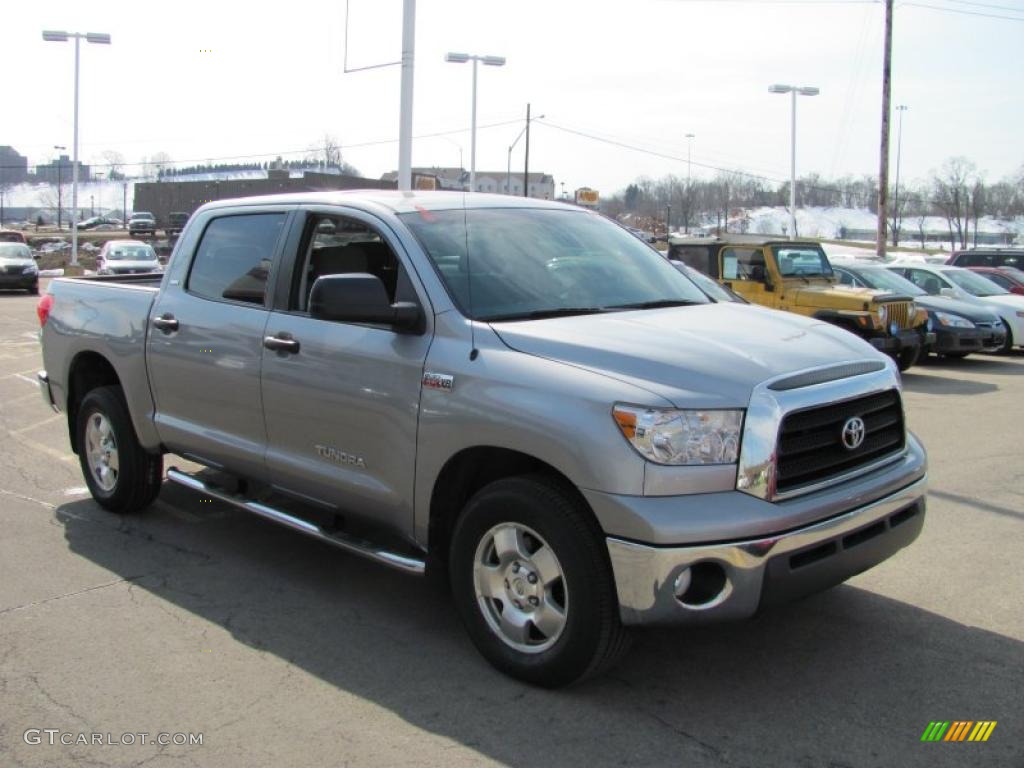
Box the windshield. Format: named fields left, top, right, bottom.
left=857, top=266, right=926, bottom=296
left=772, top=246, right=833, bottom=278
left=0, top=244, right=32, bottom=260
left=400, top=207, right=708, bottom=321
left=944, top=268, right=1008, bottom=296
left=676, top=262, right=742, bottom=302
left=107, top=245, right=157, bottom=261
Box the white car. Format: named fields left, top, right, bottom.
left=886, top=262, right=1024, bottom=352
left=96, top=240, right=162, bottom=276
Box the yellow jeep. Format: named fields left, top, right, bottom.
left=668, top=235, right=933, bottom=370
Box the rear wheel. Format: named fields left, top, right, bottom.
left=449, top=475, right=630, bottom=687
left=77, top=386, right=163, bottom=514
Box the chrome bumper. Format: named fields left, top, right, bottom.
left=607, top=475, right=927, bottom=626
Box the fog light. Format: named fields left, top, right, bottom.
left=674, top=562, right=729, bottom=608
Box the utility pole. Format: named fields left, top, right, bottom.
left=522, top=103, right=531, bottom=197
left=397, top=0, right=416, bottom=191
left=892, top=104, right=908, bottom=246
left=876, top=0, right=894, bottom=258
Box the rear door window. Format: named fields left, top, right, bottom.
left=187, top=213, right=287, bottom=306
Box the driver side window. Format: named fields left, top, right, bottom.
left=721, top=248, right=764, bottom=281
left=291, top=214, right=410, bottom=314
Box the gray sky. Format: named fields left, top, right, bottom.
left=7, top=0, right=1024, bottom=196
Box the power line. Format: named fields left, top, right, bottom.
left=0, top=119, right=527, bottom=173
left=898, top=1, right=1024, bottom=20
left=936, top=0, right=1024, bottom=13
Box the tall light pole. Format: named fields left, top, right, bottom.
left=506, top=111, right=544, bottom=195
left=685, top=133, right=695, bottom=233
left=43, top=30, right=111, bottom=267
left=769, top=84, right=819, bottom=239
left=53, top=144, right=66, bottom=229
left=892, top=104, right=908, bottom=246
left=398, top=0, right=415, bottom=191
left=445, top=52, right=506, bottom=192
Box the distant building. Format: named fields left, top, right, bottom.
left=133, top=170, right=396, bottom=222
left=36, top=154, right=90, bottom=184
left=381, top=167, right=556, bottom=199
left=0, top=146, right=29, bottom=185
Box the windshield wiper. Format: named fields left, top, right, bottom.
left=606, top=299, right=701, bottom=310
left=482, top=307, right=614, bottom=322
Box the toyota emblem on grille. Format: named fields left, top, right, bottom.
left=841, top=416, right=866, bottom=451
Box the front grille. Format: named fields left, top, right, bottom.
left=2, top=265, right=24, bottom=275
left=776, top=389, right=905, bottom=494
left=880, top=300, right=914, bottom=330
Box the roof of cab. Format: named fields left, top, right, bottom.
left=198, top=190, right=576, bottom=215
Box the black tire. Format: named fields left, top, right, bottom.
left=941, top=352, right=970, bottom=359
left=28, top=283, right=39, bottom=296
left=998, top=323, right=1013, bottom=354
left=76, top=385, right=163, bottom=514
left=896, top=346, right=921, bottom=372
left=449, top=474, right=630, bottom=687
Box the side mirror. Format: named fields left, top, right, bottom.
left=310, top=273, right=421, bottom=333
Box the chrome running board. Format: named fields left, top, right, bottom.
left=166, top=468, right=426, bottom=575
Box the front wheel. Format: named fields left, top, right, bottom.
left=897, top=346, right=921, bottom=372
left=449, top=475, right=629, bottom=687
left=998, top=324, right=1014, bottom=354
left=77, top=386, right=163, bottom=514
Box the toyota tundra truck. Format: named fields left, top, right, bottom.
left=37, top=192, right=927, bottom=687
left=668, top=234, right=934, bottom=370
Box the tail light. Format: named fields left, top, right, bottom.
left=37, top=294, right=54, bottom=327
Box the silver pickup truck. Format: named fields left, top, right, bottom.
left=37, top=191, right=927, bottom=687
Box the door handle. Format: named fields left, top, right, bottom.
left=152, top=314, right=179, bottom=332
left=263, top=334, right=300, bottom=354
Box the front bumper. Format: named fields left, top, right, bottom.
left=0, top=273, right=38, bottom=288
left=607, top=475, right=926, bottom=625
left=932, top=325, right=1006, bottom=354
left=868, top=328, right=934, bottom=353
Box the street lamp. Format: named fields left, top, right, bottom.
left=769, top=83, right=819, bottom=239
left=685, top=133, right=695, bottom=232
left=506, top=113, right=544, bottom=195
left=892, top=104, right=908, bottom=246
left=43, top=29, right=111, bottom=266
left=53, top=144, right=66, bottom=229
left=445, top=52, right=506, bottom=192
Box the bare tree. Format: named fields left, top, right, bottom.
left=100, top=150, right=126, bottom=180
left=931, top=157, right=977, bottom=249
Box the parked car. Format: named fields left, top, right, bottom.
left=0, top=242, right=39, bottom=294
left=833, top=262, right=1005, bottom=358
left=966, top=266, right=1024, bottom=296
left=947, top=247, right=1023, bottom=270
left=38, top=192, right=927, bottom=687
left=886, top=262, right=1024, bottom=352
left=166, top=212, right=190, bottom=236
left=128, top=211, right=157, bottom=237
left=668, top=234, right=933, bottom=370
left=79, top=215, right=124, bottom=231
left=95, top=240, right=162, bottom=275
left=0, top=229, right=28, bottom=244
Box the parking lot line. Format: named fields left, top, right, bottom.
left=10, top=414, right=63, bottom=435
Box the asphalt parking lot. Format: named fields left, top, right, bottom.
left=0, top=283, right=1021, bottom=768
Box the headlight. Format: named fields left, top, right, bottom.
left=933, top=311, right=974, bottom=329
left=22, top=264, right=37, bottom=274
left=877, top=304, right=888, bottom=325
left=613, top=405, right=743, bottom=465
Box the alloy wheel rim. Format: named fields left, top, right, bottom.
left=85, top=413, right=119, bottom=492
left=473, top=522, right=568, bottom=654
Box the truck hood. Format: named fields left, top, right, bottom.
left=784, top=281, right=902, bottom=309
left=491, top=303, right=881, bottom=408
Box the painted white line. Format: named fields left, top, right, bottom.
left=10, top=414, right=62, bottom=435
left=63, top=486, right=89, bottom=496
left=5, top=432, right=76, bottom=463
left=0, top=487, right=56, bottom=510
left=14, top=373, right=37, bottom=386
left=2, top=367, right=41, bottom=380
